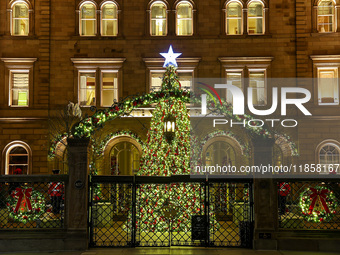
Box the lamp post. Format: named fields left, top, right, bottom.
left=164, top=114, right=176, bottom=143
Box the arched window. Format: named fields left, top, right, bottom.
left=11, top=1, right=29, bottom=36
left=176, top=1, right=193, bottom=36
left=150, top=1, right=167, bottom=36
left=226, top=1, right=242, bottom=35
left=101, top=2, right=118, bottom=36
left=247, top=1, right=264, bottom=35
left=205, top=141, right=236, bottom=168
left=5, top=142, right=31, bottom=175
left=110, top=141, right=140, bottom=175
left=80, top=2, right=97, bottom=36
left=319, top=143, right=340, bottom=172
left=317, top=0, right=335, bottom=33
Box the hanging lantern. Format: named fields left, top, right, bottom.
left=164, top=114, right=176, bottom=143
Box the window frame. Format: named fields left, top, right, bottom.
left=9, top=69, right=30, bottom=107
left=248, top=68, right=267, bottom=106
left=225, top=69, right=244, bottom=103
left=79, top=1, right=97, bottom=37
left=71, top=58, right=125, bottom=108
left=247, top=0, right=265, bottom=35
left=78, top=70, right=97, bottom=107
left=317, top=0, right=336, bottom=33
left=316, top=140, right=340, bottom=174
left=10, top=0, right=31, bottom=36
left=100, top=70, right=119, bottom=107
left=175, top=0, right=194, bottom=36
left=317, top=67, right=339, bottom=105
left=100, top=1, right=119, bottom=36
left=225, top=0, right=243, bottom=35
left=3, top=141, right=32, bottom=175
left=150, top=1, right=168, bottom=36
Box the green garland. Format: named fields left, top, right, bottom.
left=7, top=186, right=46, bottom=224
left=299, top=185, right=338, bottom=223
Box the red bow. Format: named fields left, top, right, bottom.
left=309, top=188, right=330, bottom=214
left=14, top=188, right=33, bottom=213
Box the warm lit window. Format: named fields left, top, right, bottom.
left=317, top=0, right=335, bottom=33
left=80, top=2, right=97, bottom=36
left=101, top=71, right=118, bottom=106
left=11, top=2, right=29, bottom=36
left=10, top=71, right=29, bottom=107
left=247, top=1, right=264, bottom=35
left=6, top=144, right=29, bottom=175
left=150, top=2, right=167, bottom=36
left=226, top=70, right=243, bottom=103
left=79, top=72, right=96, bottom=106
left=176, top=1, right=193, bottom=36
left=226, top=2, right=242, bottom=35
left=150, top=70, right=193, bottom=91
left=319, top=143, right=340, bottom=173
left=249, top=70, right=266, bottom=105
left=101, top=2, right=118, bottom=36
left=317, top=68, right=339, bottom=105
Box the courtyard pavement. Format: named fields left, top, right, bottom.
left=1, top=248, right=340, bottom=255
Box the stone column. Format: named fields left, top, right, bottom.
left=252, top=138, right=277, bottom=250
left=65, top=138, right=90, bottom=249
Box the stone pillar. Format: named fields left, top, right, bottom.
left=252, top=138, right=277, bottom=250
left=65, top=138, right=90, bottom=249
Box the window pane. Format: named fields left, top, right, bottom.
left=111, top=142, right=140, bottom=175
left=11, top=73, right=29, bottom=106
left=320, top=145, right=340, bottom=173
left=178, top=72, right=192, bottom=90
left=12, top=3, right=29, bottom=35
left=8, top=146, right=28, bottom=175
left=81, top=4, right=96, bottom=36
left=151, top=72, right=164, bottom=91
left=248, top=2, right=263, bottom=34
left=249, top=71, right=266, bottom=105
left=102, top=3, right=118, bottom=36
left=318, top=69, right=338, bottom=104
left=177, top=2, right=193, bottom=35
left=227, top=3, right=242, bottom=35
left=79, top=73, right=96, bottom=106
left=226, top=72, right=242, bottom=103
left=318, top=1, right=335, bottom=32
left=102, top=72, right=118, bottom=106
left=151, top=3, right=167, bottom=36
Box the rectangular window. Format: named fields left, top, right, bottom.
left=101, top=71, right=118, bottom=106
left=226, top=71, right=242, bottom=103
left=79, top=72, right=96, bottom=106
left=10, top=71, right=29, bottom=106
left=150, top=72, right=164, bottom=92
left=249, top=70, right=266, bottom=105
left=318, top=68, right=339, bottom=105
left=178, top=71, right=193, bottom=90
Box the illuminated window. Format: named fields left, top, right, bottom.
left=5, top=143, right=30, bottom=175
left=247, top=1, right=264, bottom=35
left=10, top=71, right=29, bottom=107
left=150, top=70, right=193, bottom=91
left=150, top=2, right=167, bottom=36
left=226, top=70, right=243, bottom=103
left=317, top=0, right=335, bottom=33
left=101, top=2, right=118, bottom=36
left=101, top=71, right=118, bottom=106
left=79, top=72, right=96, bottom=106
left=317, top=68, right=339, bottom=105
left=226, top=1, right=242, bottom=35
left=249, top=70, right=266, bottom=105
left=80, top=2, right=97, bottom=36
left=11, top=2, right=29, bottom=36
left=319, top=143, right=340, bottom=173
left=176, top=1, right=193, bottom=36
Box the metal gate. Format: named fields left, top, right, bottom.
left=89, top=175, right=253, bottom=248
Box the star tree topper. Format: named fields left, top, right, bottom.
left=160, top=45, right=182, bottom=68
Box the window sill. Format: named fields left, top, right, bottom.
left=310, top=32, right=340, bottom=37
left=0, top=35, right=38, bottom=40
left=72, top=35, right=125, bottom=40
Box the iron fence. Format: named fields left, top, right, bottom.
left=0, top=175, right=67, bottom=229
left=278, top=180, right=340, bottom=230
left=89, top=175, right=253, bottom=248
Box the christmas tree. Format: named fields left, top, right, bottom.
left=132, top=46, right=215, bottom=233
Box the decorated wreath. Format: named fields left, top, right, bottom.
left=7, top=186, right=46, bottom=224
left=299, top=185, right=338, bottom=223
